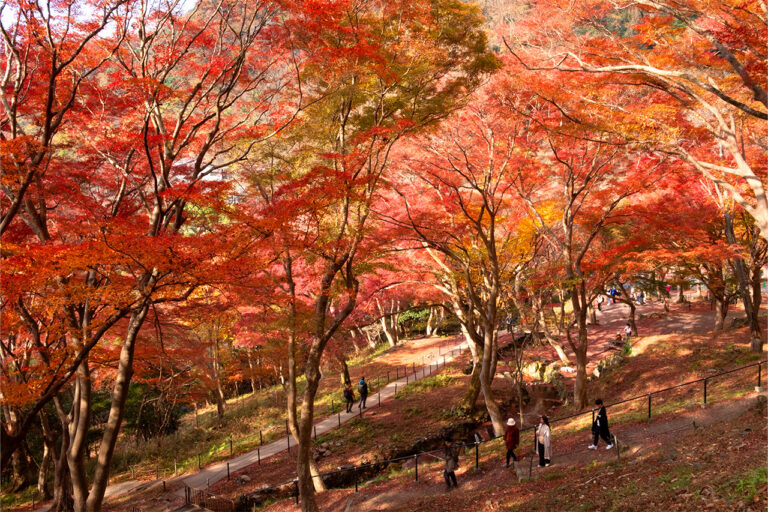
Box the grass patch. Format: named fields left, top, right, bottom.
left=657, top=465, right=694, bottom=490
left=718, top=466, right=768, bottom=504
left=394, top=374, right=454, bottom=399
left=543, top=470, right=565, bottom=481
left=0, top=485, right=41, bottom=508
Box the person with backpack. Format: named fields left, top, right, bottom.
left=357, top=377, right=368, bottom=410
left=588, top=399, right=613, bottom=450
left=343, top=382, right=355, bottom=413
left=536, top=415, right=551, bottom=467
left=443, top=437, right=459, bottom=490
left=503, top=418, right=519, bottom=467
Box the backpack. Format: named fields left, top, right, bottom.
left=358, top=381, right=367, bottom=395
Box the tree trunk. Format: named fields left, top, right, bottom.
left=38, top=439, right=52, bottom=500
left=349, top=329, right=362, bottom=354
left=480, top=328, right=504, bottom=436
left=589, top=305, right=598, bottom=325
left=676, top=283, right=686, bottom=303
left=247, top=350, right=257, bottom=393
left=751, top=265, right=764, bottom=352
left=51, top=426, right=73, bottom=512
left=570, top=282, right=590, bottom=410
left=294, top=348, right=328, bottom=512
left=84, top=305, right=148, bottom=512
left=724, top=210, right=763, bottom=351
left=461, top=326, right=482, bottom=411
left=338, top=355, right=351, bottom=385
left=714, top=298, right=728, bottom=331
left=627, top=300, right=638, bottom=336
left=67, top=361, right=92, bottom=512
left=380, top=314, right=398, bottom=347
left=9, top=445, right=30, bottom=492
left=426, top=306, right=435, bottom=336
left=573, top=341, right=588, bottom=409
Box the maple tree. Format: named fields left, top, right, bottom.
left=229, top=1, right=497, bottom=509
left=1, top=0, right=300, bottom=509
left=389, top=83, right=541, bottom=434
left=0, top=0, right=131, bottom=236
left=2, top=1, right=766, bottom=509
left=502, top=0, right=768, bottom=242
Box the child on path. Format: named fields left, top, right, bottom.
left=343, top=382, right=355, bottom=413
left=443, top=437, right=459, bottom=490
left=357, top=377, right=368, bottom=410
left=536, top=416, right=551, bottom=467
left=503, top=418, right=519, bottom=467
left=623, top=322, right=632, bottom=344
left=588, top=398, right=613, bottom=450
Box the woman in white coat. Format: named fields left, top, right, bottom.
left=536, top=415, right=551, bottom=467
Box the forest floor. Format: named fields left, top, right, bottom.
left=13, top=294, right=767, bottom=511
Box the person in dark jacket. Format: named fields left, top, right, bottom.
left=343, top=382, right=355, bottom=413
left=357, top=377, right=368, bottom=409
left=503, top=418, right=519, bottom=467
left=588, top=398, right=613, bottom=450
left=443, top=437, right=459, bottom=490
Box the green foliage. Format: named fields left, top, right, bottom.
left=121, top=384, right=183, bottom=440
left=398, top=308, right=430, bottom=323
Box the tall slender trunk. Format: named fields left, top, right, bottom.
left=247, top=350, right=257, bottom=393
left=295, top=348, right=326, bottom=512
left=68, top=362, right=91, bottom=512
left=212, top=339, right=226, bottom=421
left=85, top=305, right=149, bottom=512
left=627, top=300, right=638, bottom=336
left=570, top=281, right=589, bottom=409
left=50, top=396, right=73, bottom=511
left=461, top=326, right=482, bottom=411
left=338, top=355, right=351, bottom=385
left=724, top=211, right=763, bottom=351
left=480, top=327, right=504, bottom=436
left=380, top=314, right=398, bottom=347
left=426, top=306, right=435, bottom=336
left=37, top=438, right=52, bottom=499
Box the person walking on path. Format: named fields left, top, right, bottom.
left=503, top=418, right=519, bottom=467
left=597, top=295, right=604, bottom=311
left=357, top=377, right=368, bottom=410
left=343, top=382, right=355, bottom=413
left=443, top=437, right=459, bottom=490
left=536, top=415, right=551, bottom=467
left=588, top=399, right=613, bottom=450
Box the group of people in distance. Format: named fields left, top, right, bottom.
left=341, top=376, right=613, bottom=492
left=441, top=398, right=613, bottom=491
left=342, top=377, right=368, bottom=413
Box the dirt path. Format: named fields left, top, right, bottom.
left=345, top=391, right=766, bottom=511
